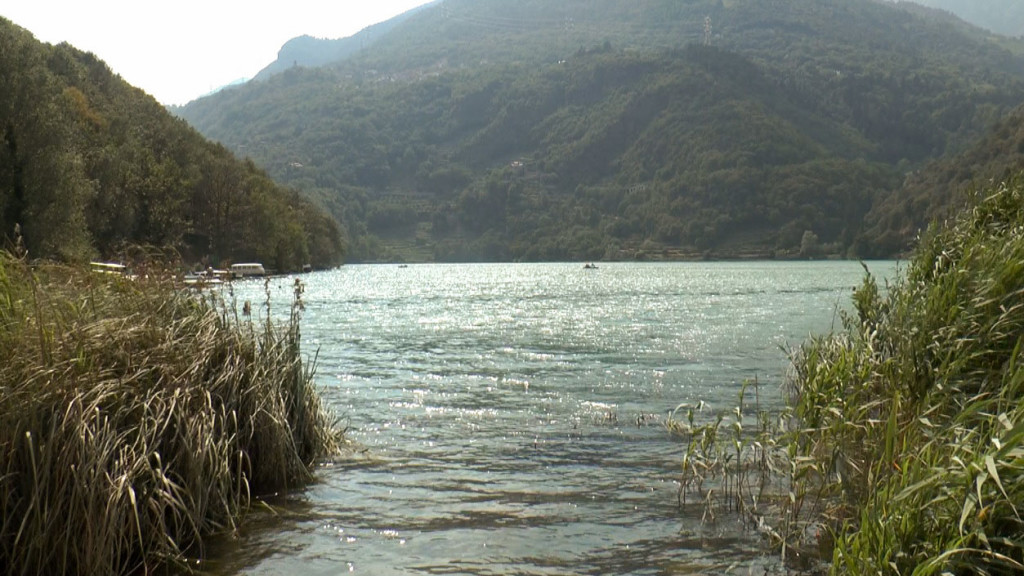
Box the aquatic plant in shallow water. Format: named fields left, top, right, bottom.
left=668, top=379, right=793, bottom=553
left=0, top=254, right=343, bottom=575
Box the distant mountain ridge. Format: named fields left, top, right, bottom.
left=177, top=0, right=1024, bottom=262
left=252, top=2, right=438, bottom=82
left=907, top=0, right=1024, bottom=38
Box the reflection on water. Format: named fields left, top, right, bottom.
left=203, top=261, right=896, bottom=575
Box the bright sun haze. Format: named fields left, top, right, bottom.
left=1, top=0, right=433, bottom=105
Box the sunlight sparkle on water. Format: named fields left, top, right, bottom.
left=208, top=261, right=897, bottom=575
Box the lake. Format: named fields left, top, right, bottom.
left=205, top=261, right=897, bottom=575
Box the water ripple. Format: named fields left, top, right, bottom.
left=205, top=261, right=896, bottom=575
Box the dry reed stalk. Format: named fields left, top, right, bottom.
left=0, top=254, right=342, bottom=575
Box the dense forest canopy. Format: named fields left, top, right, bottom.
left=0, top=18, right=344, bottom=270
left=864, top=103, right=1024, bottom=253
left=175, top=0, right=1024, bottom=262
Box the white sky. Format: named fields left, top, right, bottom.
left=1, top=0, right=434, bottom=105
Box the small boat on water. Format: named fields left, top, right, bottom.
left=183, top=267, right=228, bottom=287
left=583, top=263, right=599, bottom=270
left=229, top=263, right=267, bottom=279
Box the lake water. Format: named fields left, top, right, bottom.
left=205, top=261, right=896, bottom=575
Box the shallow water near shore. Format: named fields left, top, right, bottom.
left=203, top=261, right=896, bottom=575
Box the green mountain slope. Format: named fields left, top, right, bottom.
left=177, top=0, right=1024, bottom=262
left=865, top=103, right=1024, bottom=254
left=0, top=18, right=344, bottom=270
left=251, top=2, right=437, bottom=83
left=908, top=0, right=1024, bottom=38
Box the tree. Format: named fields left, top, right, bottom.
left=800, top=229, right=820, bottom=258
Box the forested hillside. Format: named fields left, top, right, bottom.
left=864, top=103, right=1024, bottom=253
left=251, top=3, right=435, bottom=83
left=178, top=0, right=1024, bottom=262
left=907, top=0, right=1024, bottom=38
left=0, top=18, right=344, bottom=270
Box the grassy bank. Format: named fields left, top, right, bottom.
left=785, top=178, right=1024, bottom=573
left=0, top=254, right=342, bottom=575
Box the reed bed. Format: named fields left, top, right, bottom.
left=669, top=178, right=1024, bottom=573
left=0, top=254, right=342, bottom=575
left=783, top=178, right=1024, bottom=573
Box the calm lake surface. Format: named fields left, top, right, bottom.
left=206, top=261, right=897, bottom=575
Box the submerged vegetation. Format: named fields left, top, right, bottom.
left=0, top=251, right=342, bottom=575
left=673, top=176, right=1024, bottom=572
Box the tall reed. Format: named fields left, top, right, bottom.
left=667, top=379, right=789, bottom=541
left=0, top=254, right=342, bottom=575
left=784, top=177, right=1024, bottom=573
left=669, top=178, right=1024, bottom=573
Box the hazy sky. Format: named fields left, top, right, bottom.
left=2, top=0, right=434, bottom=105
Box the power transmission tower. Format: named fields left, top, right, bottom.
left=703, top=16, right=712, bottom=46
